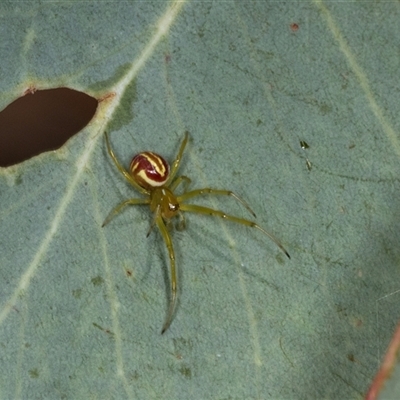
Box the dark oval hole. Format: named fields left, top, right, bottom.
left=0, top=87, right=98, bottom=167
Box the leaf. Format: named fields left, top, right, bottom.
left=1, top=1, right=399, bottom=398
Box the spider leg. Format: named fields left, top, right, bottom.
left=146, top=208, right=170, bottom=237
left=146, top=216, right=156, bottom=237
left=169, top=175, right=191, bottom=193
left=155, top=211, right=178, bottom=334
left=102, top=198, right=150, bottom=227
left=165, top=131, right=189, bottom=185
left=178, top=189, right=256, bottom=218
left=175, top=211, right=186, bottom=231
left=104, top=132, right=149, bottom=195
left=179, top=204, right=290, bottom=259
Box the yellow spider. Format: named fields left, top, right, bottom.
left=102, top=131, right=290, bottom=333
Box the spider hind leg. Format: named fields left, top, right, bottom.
left=155, top=212, right=179, bottom=334
left=179, top=203, right=290, bottom=259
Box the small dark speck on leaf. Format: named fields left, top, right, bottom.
left=179, top=365, right=192, bottom=378
left=72, top=288, right=82, bottom=299
left=29, top=368, right=39, bottom=379
left=300, top=140, right=309, bottom=149
left=93, top=322, right=115, bottom=337
left=91, top=276, right=105, bottom=286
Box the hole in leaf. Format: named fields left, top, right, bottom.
left=0, top=87, right=98, bottom=167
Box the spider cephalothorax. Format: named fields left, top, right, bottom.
left=103, top=131, right=289, bottom=333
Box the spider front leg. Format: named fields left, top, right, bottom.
left=179, top=204, right=290, bottom=258
left=104, top=132, right=149, bottom=195
left=165, top=131, right=189, bottom=186
left=154, top=209, right=178, bottom=334
left=102, top=198, right=150, bottom=227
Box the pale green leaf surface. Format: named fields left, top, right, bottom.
left=1, top=1, right=399, bottom=399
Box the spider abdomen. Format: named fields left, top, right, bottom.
left=130, top=152, right=169, bottom=189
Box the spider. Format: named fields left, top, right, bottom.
left=102, top=131, right=290, bottom=333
